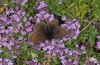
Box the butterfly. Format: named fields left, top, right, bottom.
left=28, top=20, right=68, bottom=43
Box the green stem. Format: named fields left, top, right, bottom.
left=80, top=19, right=96, bottom=33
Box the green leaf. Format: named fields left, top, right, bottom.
left=31, top=51, right=38, bottom=58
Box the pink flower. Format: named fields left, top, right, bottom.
left=97, top=35, right=100, bottom=39
left=89, top=57, right=99, bottom=64
left=12, top=15, right=20, bottom=22
left=97, top=41, right=100, bottom=49
left=22, top=0, right=28, bottom=6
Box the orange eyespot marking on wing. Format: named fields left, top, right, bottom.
left=28, top=32, right=40, bottom=42
left=59, top=28, right=67, bottom=36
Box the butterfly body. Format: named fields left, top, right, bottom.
left=45, top=26, right=53, bottom=40
left=29, top=20, right=67, bottom=43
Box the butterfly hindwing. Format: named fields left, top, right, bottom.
left=49, top=20, right=68, bottom=39
left=28, top=31, right=46, bottom=43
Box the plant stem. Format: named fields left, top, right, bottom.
left=80, top=19, right=95, bottom=33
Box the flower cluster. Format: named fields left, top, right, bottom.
left=0, top=6, right=34, bottom=50
left=26, top=59, right=41, bottom=65
left=34, top=1, right=55, bottom=22
left=12, top=0, right=28, bottom=6
left=83, top=57, right=100, bottom=65
left=0, top=58, right=14, bottom=65
left=61, top=17, right=80, bottom=40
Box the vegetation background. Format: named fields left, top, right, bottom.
left=0, top=0, right=100, bottom=65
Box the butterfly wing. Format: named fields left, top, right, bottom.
left=49, top=20, right=68, bottom=39
left=35, top=22, right=46, bottom=33
left=54, top=27, right=68, bottom=38
left=28, top=31, right=46, bottom=43
left=28, top=22, right=46, bottom=43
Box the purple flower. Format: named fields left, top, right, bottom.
left=49, top=14, right=55, bottom=21
left=12, top=15, right=20, bottom=22
left=52, top=50, right=57, bottom=56
left=44, top=13, right=50, bottom=19
left=39, top=43, right=45, bottom=47
left=12, top=55, right=17, bottom=58
left=9, top=8, right=14, bottom=13
left=47, top=46, right=54, bottom=50
left=80, top=45, right=86, bottom=50
left=0, top=50, right=3, bottom=53
left=40, top=10, right=46, bottom=14
left=22, top=0, right=28, bottom=6
left=60, top=56, right=65, bottom=60
left=97, top=35, right=100, bottom=39
left=51, top=39, right=56, bottom=45
left=61, top=24, right=67, bottom=27
left=0, top=58, right=2, bottom=61
left=59, top=44, right=65, bottom=48
left=32, top=59, right=38, bottom=62
left=21, top=11, right=26, bottom=16
left=40, top=1, right=48, bottom=7
left=26, top=27, right=32, bottom=32
left=71, top=24, right=76, bottom=29
left=14, top=28, right=19, bottom=33
left=75, top=22, right=81, bottom=28
left=61, top=59, right=67, bottom=65
left=89, top=57, right=99, bottom=64
left=46, top=50, right=52, bottom=54
left=25, top=22, right=31, bottom=26
left=64, top=48, right=69, bottom=54
left=18, top=36, right=23, bottom=40
left=28, top=16, right=33, bottom=20
left=0, top=15, right=7, bottom=22
left=26, top=59, right=41, bottom=65
left=68, top=51, right=73, bottom=56
left=36, top=13, right=42, bottom=20
left=36, top=1, right=48, bottom=10
left=68, top=58, right=72, bottom=62
left=0, top=58, right=14, bottom=65
left=75, top=44, right=79, bottom=48
left=23, top=17, right=27, bottom=22
left=0, top=29, right=5, bottom=33
left=96, top=41, right=100, bottom=49
left=73, top=60, right=78, bottom=65
left=5, top=30, right=9, bottom=34
left=21, top=31, right=26, bottom=35
left=8, top=26, right=13, bottom=31
left=62, top=37, right=69, bottom=41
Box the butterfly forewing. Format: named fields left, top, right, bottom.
left=28, top=22, right=46, bottom=43
left=35, top=22, right=46, bottom=33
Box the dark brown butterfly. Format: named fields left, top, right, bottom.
left=28, top=20, right=68, bottom=43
